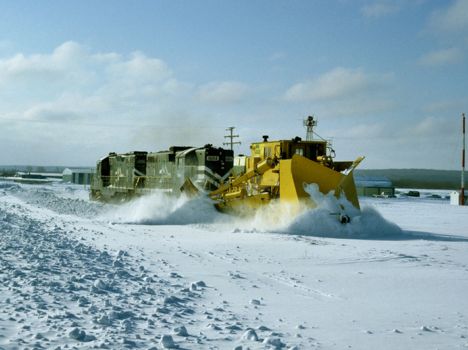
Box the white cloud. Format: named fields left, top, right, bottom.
left=197, top=81, right=250, bottom=104
left=106, top=51, right=172, bottom=84
left=423, top=98, right=467, bottom=113
left=0, top=41, right=86, bottom=81
left=24, top=105, right=80, bottom=122
left=344, top=123, right=386, bottom=138
left=410, top=116, right=457, bottom=138
left=283, top=68, right=396, bottom=118
left=330, top=115, right=460, bottom=169
left=0, top=42, right=259, bottom=165
left=332, top=116, right=456, bottom=142
left=418, top=47, right=463, bottom=66
left=429, top=0, right=468, bottom=32
left=361, top=1, right=400, bottom=18
left=0, top=41, right=459, bottom=169
left=284, top=67, right=391, bottom=102
left=22, top=93, right=109, bottom=123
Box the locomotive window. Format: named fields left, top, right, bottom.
left=307, top=144, right=318, bottom=160
left=264, top=147, right=272, bottom=157
left=295, top=148, right=304, bottom=156
left=317, top=144, right=325, bottom=156
left=206, top=155, right=219, bottom=161
left=185, top=153, right=198, bottom=165
left=225, top=156, right=233, bottom=162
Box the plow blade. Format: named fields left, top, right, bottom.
left=279, top=155, right=363, bottom=209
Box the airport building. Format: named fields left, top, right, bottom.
left=355, top=175, right=395, bottom=197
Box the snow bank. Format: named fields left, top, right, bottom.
left=6, top=182, right=103, bottom=217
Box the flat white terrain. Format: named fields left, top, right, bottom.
left=1, top=181, right=467, bottom=349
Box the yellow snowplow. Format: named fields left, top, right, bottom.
left=208, top=132, right=364, bottom=221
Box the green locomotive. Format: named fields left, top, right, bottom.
left=90, top=145, right=233, bottom=201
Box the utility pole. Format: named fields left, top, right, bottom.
left=461, top=113, right=466, bottom=206
left=303, top=115, right=317, bottom=141
left=223, top=126, right=241, bottom=151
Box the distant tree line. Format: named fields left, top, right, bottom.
left=0, top=168, right=17, bottom=177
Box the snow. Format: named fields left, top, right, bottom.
left=1, top=180, right=468, bottom=349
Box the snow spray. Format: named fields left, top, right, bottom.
left=105, top=191, right=222, bottom=225
left=104, top=185, right=402, bottom=239
left=284, top=184, right=402, bottom=239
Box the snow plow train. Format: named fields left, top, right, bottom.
left=90, top=117, right=364, bottom=222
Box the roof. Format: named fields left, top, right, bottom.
left=354, top=175, right=393, bottom=188
left=62, top=168, right=95, bottom=174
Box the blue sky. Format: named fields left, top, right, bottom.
left=0, top=0, right=467, bottom=169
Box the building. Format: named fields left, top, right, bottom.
left=11, top=172, right=63, bottom=185
left=354, top=175, right=395, bottom=197
left=450, top=191, right=467, bottom=206
left=15, top=171, right=63, bottom=180
left=62, top=168, right=94, bottom=185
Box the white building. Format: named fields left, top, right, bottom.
left=450, top=191, right=467, bottom=206
left=62, top=168, right=94, bottom=185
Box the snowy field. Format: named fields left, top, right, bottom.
left=1, top=180, right=468, bottom=350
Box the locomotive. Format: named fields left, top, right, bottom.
left=90, top=145, right=233, bottom=201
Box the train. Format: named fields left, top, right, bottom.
left=91, top=117, right=364, bottom=222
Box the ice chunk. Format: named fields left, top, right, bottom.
left=95, top=315, right=112, bottom=326
left=263, top=337, right=285, bottom=348
left=68, top=328, right=96, bottom=342
left=173, top=325, right=188, bottom=337
left=159, top=334, right=176, bottom=348
left=241, top=328, right=258, bottom=341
